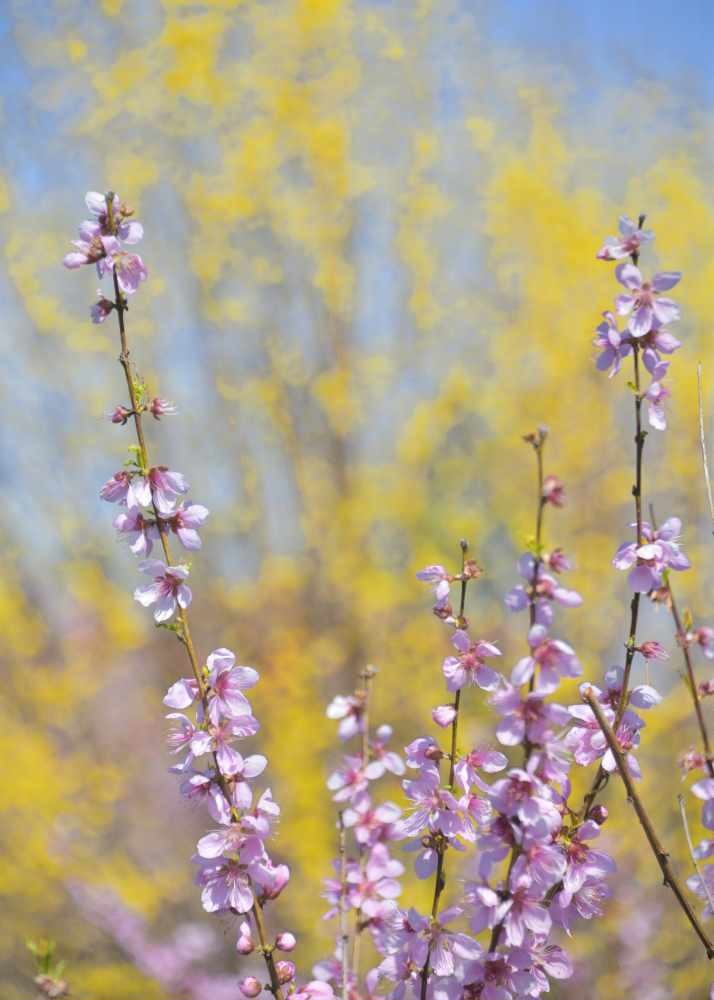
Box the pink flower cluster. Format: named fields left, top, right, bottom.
left=63, top=190, right=147, bottom=302
left=594, top=215, right=682, bottom=432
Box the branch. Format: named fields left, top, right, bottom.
left=583, top=688, right=714, bottom=959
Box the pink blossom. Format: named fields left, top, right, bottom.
left=645, top=380, right=670, bottom=430
left=206, top=647, right=259, bottom=724
left=638, top=640, right=669, bottom=661
left=326, top=693, right=365, bottom=741
left=275, top=932, right=296, bottom=952
left=134, top=559, right=192, bottom=621
left=688, top=626, right=714, bottom=659
left=160, top=502, right=209, bottom=550
left=594, top=311, right=630, bottom=377
left=83, top=190, right=144, bottom=243
left=341, top=793, right=401, bottom=847
left=365, top=725, right=405, bottom=779
left=164, top=677, right=200, bottom=709
left=196, top=856, right=254, bottom=914
left=596, top=215, right=654, bottom=261
left=397, top=765, right=473, bottom=842
left=113, top=508, right=159, bottom=557
left=63, top=232, right=118, bottom=270
left=190, top=716, right=260, bottom=775
left=347, top=843, right=404, bottom=916
left=326, top=754, right=369, bottom=803
left=453, top=746, right=508, bottom=794
left=613, top=516, right=690, bottom=592
left=442, top=630, right=501, bottom=692
left=614, top=262, right=681, bottom=338
left=511, top=625, right=581, bottom=693
left=416, top=564, right=452, bottom=606
left=149, top=397, right=178, bottom=419
left=542, top=474, right=565, bottom=507
left=500, top=857, right=552, bottom=946
left=491, top=684, right=570, bottom=747
left=100, top=470, right=150, bottom=508
left=149, top=466, right=190, bottom=513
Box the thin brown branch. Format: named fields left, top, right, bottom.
left=678, top=793, right=714, bottom=916
left=667, top=583, right=714, bottom=779
left=583, top=688, right=714, bottom=959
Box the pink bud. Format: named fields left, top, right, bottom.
left=275, top=961, right=296, bottom=984
left=638, top=640, right=668, bottom=661
left=275, top=931, right=297, bottom=952
left=699, top=680, right=714, bottom=698
left=545, top=547, right=570, bottom=573
left=149, top=396, right=178, bottom=420
left=108, top=405, right=132, bottom=425
left=588, top=804, right=609, bottom=826
left=542, top=474, right=565, bottom=507
left=240, top=978, right=262, bottom=998
left=432, top=704, right=457, bottom=728
left=236, top=935, right=254, bottom=955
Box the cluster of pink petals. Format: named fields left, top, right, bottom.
left=596, top=215, right=654, bottom=261
left=613, top=517, right=690, bottom=593
left=63, top=191, right=147, bottom=302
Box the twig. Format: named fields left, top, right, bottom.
left=697, top=364, right=714, bottom=534
left=583, top=688, right=714, bottom=959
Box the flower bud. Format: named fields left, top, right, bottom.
left=587, top=804, right=609, bottom=826
left=236, top=934, right=254, bottom=955
left=240, top=977, right=263, bottom=998
left=638, top=640, right=668, bottom=661
left=275, top=932, right=297, bottom=952
left=275, top=960, right=296, bottom=984
left=542, top=475, right=565, bottom=507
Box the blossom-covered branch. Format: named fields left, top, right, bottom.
left=583, top=688, right=714, bottom=959
left=64, top=191, right=303, bottom=1000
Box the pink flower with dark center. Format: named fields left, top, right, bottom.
left=596, top=215, right=654, bottom=261
left=196, top=857, right=254, bottom=914
left=615, top=262, right=681, bottom=338
left=511, top=625, right=581, bottom=693
left=113, top=508, right=159, bottom=557
left=397, top=765, right=473, bottom=842
left=63, top=232, right=118, bottom=270
left=134, top=559, right=192, bottom=621
left=100, top=470, right=149, bottom=508
left=326, top=754, right=369, bottom=803
left=500, top=856, right=552, bottom=946
left=453, top=746, right=508, bottom=794
left=558, top=820, right=616, bottom=905
left=341, top=793, right=401, bottom=846
left=149, top=466, right=189, bottom=513
left=190, top=715, right=261, bottom=775
left=491, top=684, right=570, bottom=748
left=161, top=502, right=209, bottom=550
left=613, top=516, right=690, bottom=592
left=206, top=647, right=259, bottom=724
left=442, top=630, right=501, bottom=692
left=346, top=843, right=404, bottom=916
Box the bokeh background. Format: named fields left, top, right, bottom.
left=2, top=0, right=714, bottom=996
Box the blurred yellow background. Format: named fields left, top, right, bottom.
left=2, top=0, right=714, bottom=996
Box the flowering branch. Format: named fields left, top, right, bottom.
left=582, top=688, right=714, bottom=959
left=64, top=190, right=299, bottom=1000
